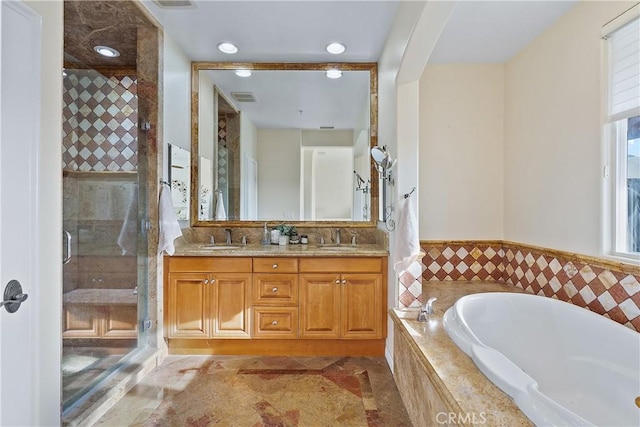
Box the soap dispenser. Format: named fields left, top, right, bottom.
left=261, top=223, right=270, bottom=245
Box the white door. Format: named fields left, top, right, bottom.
left=0, top=2, right=42, bottom=425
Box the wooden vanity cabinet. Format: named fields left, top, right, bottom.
left=252, top=257, right=299, bottom=339
left=166, top=257, right=252, bottom=339
left=165, top=255, right=387, bottom=355
left=299, top=257, right=384, bottom=340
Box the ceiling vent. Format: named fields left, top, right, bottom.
left=320, top=126, right=335, bottom=130
left=231, top=92, right=257, bottom=103
left=153, top=0, right=194, bottom=8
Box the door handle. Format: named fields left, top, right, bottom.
left=62, top=230, right=72, bottom=265
left=1, top=280, right=28, bottom=313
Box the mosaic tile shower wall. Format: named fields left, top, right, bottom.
left=62, top=70, right=138, bottom=172
left=421, top=241, right=640, bottom=331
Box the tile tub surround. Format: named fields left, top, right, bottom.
left=95, top=356, right=411, bottom=426
left=391, top=282, right=532, bottom=427
left=421, top=240, right=640, bottom=332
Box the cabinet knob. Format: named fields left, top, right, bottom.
left=271, top=320, right=278, bottom=326
left=271, top=287, right=278, bottom=293
left=341, top=279, right=347, bottom=285
left=210, top=279, right=215, bottom=284
left=203, top=279, right=209, bottom=284
left=335, top=279, right=340, bottom=284
left=272, top=264, right=278, bottom=269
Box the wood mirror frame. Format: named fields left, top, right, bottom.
left=190, top=62, right=378, bottom=228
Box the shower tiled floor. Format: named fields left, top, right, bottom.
left=62, top=346, right=133, bottom=408
left=95, top=356, right=411, bottom=426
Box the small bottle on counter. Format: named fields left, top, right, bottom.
left=261, top=223, right=270, bottom=245
left=300, top=235, right=308, bottom=244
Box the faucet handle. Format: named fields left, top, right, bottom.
left=209, top=235, right=215, bottom=244
left=319, top=235, right=325, bottom=245
left=242, top=235, right=247, bottom=245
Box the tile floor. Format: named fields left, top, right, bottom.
left=62, top=346, right=133, bottom=409
left=96, top=356, right=411, bottom=426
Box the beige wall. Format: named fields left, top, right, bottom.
left=504, top=0, right=634, bottom=256
left=256, top=129, right=301, bottom=220
left=419, top=64, right=505, bottom=240
left=163, top=35, right=191, bottom=155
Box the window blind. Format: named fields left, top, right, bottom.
left=606, top=13, right=640, bottom=122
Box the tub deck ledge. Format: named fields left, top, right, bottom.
left=390, top=281, right=533, bottom=427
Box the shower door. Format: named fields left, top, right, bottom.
left=61, top=68, right=149, bottom=411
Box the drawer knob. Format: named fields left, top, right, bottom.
left=271, top=287, right=278, bottom=293
left=335, top=279, right=340, bottom=284
left=271, top=320, right=278, bottom=326
left=203, top=279, right=209, bottom=284
left=341, top=279, right=346, bottom=285
left=210, top=279, right=215, bottom=284
left=272, top=264, right=278, bottom=269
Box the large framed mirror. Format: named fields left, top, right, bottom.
left=190, top=62, right=378, bottom=227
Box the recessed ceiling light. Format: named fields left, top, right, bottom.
left=326, top=42, right=346, bottom=55
left=93, top=45, right=120, bottom=58
left=326, top=69, right=342, bottom=79
left=217, top=42, right=238, bottom=54
left=235, top=69, right=251, bottom=77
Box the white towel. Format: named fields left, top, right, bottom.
left=117, top=186, right=138, bottom=256
left=392, top=195, right=425, bottom=274
left=158, top=184, right=183, bottom=255
left=215, top=191, right=227, bottom=220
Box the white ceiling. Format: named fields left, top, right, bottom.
left=142, top=1, right=577, bottom=129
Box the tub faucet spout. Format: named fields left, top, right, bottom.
left=417, top=297, right=438, bottom=322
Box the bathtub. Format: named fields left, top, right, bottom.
left=443, top=292, right=640, bottom=427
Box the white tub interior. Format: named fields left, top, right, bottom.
left=443, top=292, right=640, bottom=427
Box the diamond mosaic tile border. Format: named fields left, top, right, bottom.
left=62, top=71, right=138, bottom=172
left=421, top=240, right=640, bottom=332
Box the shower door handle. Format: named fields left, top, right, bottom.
left=62, top=230, right=72, bottom=265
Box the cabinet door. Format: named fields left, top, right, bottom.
left=299, top=274, right=341, bottom=339
left=62, top=304, right=101, bottom=338
left=102, top=305, right=138, bottom=339
left=341, top=273, right=383, bottom=339
left=211, top=273, right=251, bottom=338
left=167, top=273, right=209, bottom=338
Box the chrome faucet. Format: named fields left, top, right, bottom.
left=417, top=297, right=437, bottom=322
left=224, top=228, right=232, bottom=244
left=334, top=228, right=341, bottom=245
left=241, top=235, right=247, bottom=245
left=209, top=235, right=215, bottom=244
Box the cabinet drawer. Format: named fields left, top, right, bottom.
left=299, top=257, right=382, bottom=273
left=253, top=257, right=298, bottom=273
left=253, top=274, right=298, bottom=305
left=252, top=307, right=298, bottom=339
left=168, top=257, right=251, bottom=273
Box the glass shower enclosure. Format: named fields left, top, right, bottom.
left=61, top=67, right=149, bottom=411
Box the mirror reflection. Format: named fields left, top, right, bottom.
left=168, top=144, right=190, bottom=221
left=192, top=63, right=377, bottom=225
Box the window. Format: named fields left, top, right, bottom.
left=604, top=7, right=640, bottom=258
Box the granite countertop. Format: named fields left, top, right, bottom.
left=171, top=243, right=388, bottom=257
left=390, top=281, right=533, bottom=426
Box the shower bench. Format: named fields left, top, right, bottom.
left=62, top=288, right=138, bottom=339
